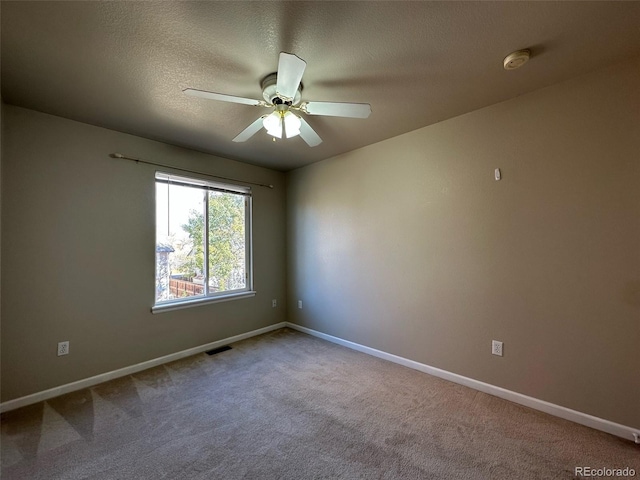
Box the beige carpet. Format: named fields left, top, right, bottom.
left=2, top=328, right=638, bottom=479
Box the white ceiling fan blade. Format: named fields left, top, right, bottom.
left=276, top=52, right=306, bottom=101
left=298, top=117, right=322, bottom=147
left=232, top=116, right=266, bottom=142
left=183, top=88, right=262, bottom=106
left=304, top=101, right=371, bottom=118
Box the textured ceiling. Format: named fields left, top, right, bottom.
left=2, top=1, right=640, bottom=171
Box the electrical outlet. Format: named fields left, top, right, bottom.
left=297, top=300, right=303, bottom=309
left=272, top=299, right=277, bottom=308
left=57, top=341, right=69, bottom=356
left=492, top=340, right=503, bottom=357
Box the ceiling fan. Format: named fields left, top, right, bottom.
left=183, top=52, right=371, bottom=147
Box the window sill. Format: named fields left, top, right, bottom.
left=151, top=291, right=256, bottom=314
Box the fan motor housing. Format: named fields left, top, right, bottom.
left=261, top=72, right=303, bottom=105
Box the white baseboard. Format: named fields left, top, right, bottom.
left=0, top=322, right=287, bottom=413
left=4, top=321, right=638, bottom=445
left=285, top=322, right=640, bottom=444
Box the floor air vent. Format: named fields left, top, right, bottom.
left=206, top=345, right=232, bottom=356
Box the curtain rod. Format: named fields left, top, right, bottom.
left=109, top=153, right=274, bottom=189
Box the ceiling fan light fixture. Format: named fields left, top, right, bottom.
left=185, top=52, right=370, bottom=146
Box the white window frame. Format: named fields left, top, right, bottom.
left=152, top=172, right=255, bottom=313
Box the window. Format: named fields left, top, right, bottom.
left=153, top=172, right=253, bottom=311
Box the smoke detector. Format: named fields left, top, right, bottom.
left=503, top=49, right=531, bottom=70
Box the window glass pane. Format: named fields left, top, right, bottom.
left=208, top=191, right=246, bottom=293
left=155, top=182, right=205, bottom=302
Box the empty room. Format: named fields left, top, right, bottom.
left=1, top=1, right=639, bottom=479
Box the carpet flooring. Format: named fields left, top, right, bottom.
left=1, top=328, right=638, bottom=479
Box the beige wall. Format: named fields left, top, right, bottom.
left=1, top=105, right=287, bottom=402
left=287, top=58, right=640, bottom=428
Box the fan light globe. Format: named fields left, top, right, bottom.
left=284, top=112, right=302, bottom=138
left=263, top=112, right=282, bottom=138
